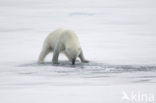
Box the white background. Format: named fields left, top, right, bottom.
left=0, top=0, right=156, bottom=103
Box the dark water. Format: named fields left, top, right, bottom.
left=19, top=61, right=156, bottom=74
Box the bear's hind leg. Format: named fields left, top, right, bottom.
left=52, top=44, right=62, bottom=64
left=38, top=44, right=50, bottom=64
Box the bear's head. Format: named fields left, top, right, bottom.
left=64, top=47, right=81, bottom=65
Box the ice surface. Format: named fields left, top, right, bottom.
left=0, top=0, right=156, bottom=103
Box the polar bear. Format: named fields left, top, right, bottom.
left=38, top=28, right=88, bottom=65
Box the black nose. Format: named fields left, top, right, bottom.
left=72, top=59, right=75, bottom=65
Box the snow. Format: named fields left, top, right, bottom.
left=0, top=0, right=156, bottom=103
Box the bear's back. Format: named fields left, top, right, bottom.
left=60, top=29, right=80, bottom=46
left=45, top=28, right=80, bottom=48
left=45, top=28, right=64, bottom=44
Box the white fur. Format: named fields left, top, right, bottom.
left=38, top=28, right=88, bottom=64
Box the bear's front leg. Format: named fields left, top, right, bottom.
left=79, top=50, right=89, bottom=63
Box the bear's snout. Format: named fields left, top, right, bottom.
left=72, top=59, right=76, bottom=65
